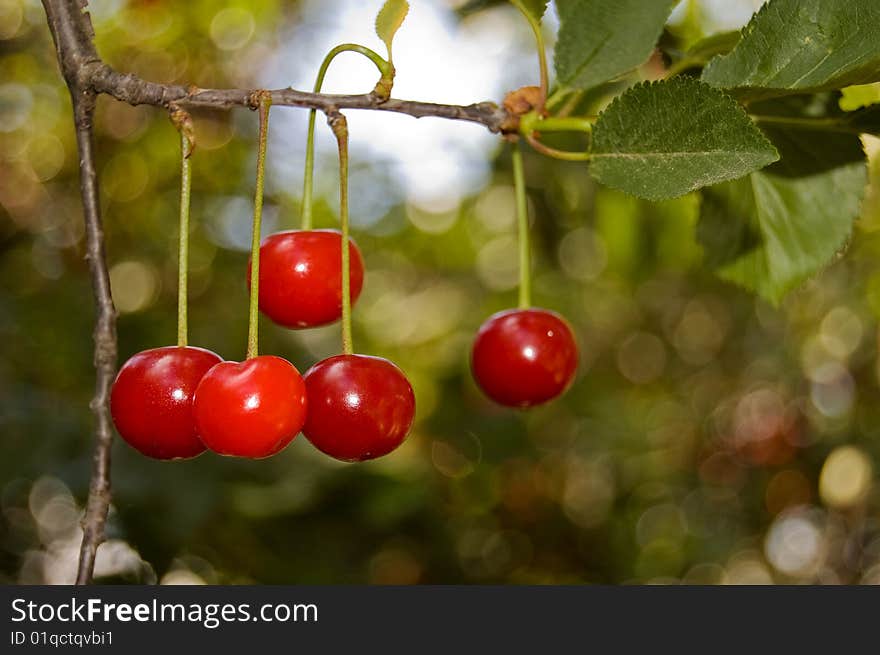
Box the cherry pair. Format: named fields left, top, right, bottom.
left=192, top=349, right=414, bottom=462
left=110, top=348, right=304, bottom=460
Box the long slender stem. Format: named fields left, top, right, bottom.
left=512, top=2, right=549, bottom=113
left=176, top=130, right=192, bottom=347
left=301, top=112, right=317, bottom=230
left=247, top=94, right=271, bottom=360
left=546, top=117, right=594, bottom=132
left=533, top=27, right=548, bottom=113
left=302, top=44, right=390, bottom=230
left=525, top=134, right=591, bottom=161
left=330, top=112, right=354, bottom=355
left=523, top=114, right=595, bottom=134
left=512, top=140, right=531, bottom=310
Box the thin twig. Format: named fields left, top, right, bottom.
left=72, top=92, right=117, bottom=585
left=83, top=64, right=508, bottom=130
left=42, top=0, right=117, bottom=585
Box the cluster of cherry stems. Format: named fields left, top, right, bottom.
left=110, top=49, right=579, bottom=464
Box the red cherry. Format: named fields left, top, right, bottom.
left=471, top=308, right=578, bottom=407
left=110, top=346, right=223, bottom=460
left=193, top=355, right=307, bottom=458
left=302, top=354, right=415, bottom=462
left=247, top=229, right=365, bottom=329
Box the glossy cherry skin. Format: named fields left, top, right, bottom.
left=110, top=346, right=223, bottom=460
left=247, top=229, right=365, bottom=329
left=302, top=354, right=415, bottom=462
left=192, top=355, right=307, bottom=458
left=471, top=308, right=578, bottom=408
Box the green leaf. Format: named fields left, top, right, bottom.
left=375, top=0, right=409, bottom=60
left=702, top=0, right=880, bottom=99
left=699, top=121, right=867, bottom=304
left=510, top=0, right=548, bottom=22
left=589, top=78, right=779, bottom=201
left=554, top=0, right=677, bottom=90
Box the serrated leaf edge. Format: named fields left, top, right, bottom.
left=701, top=0, right=773, bottom=88
left=375, top=0, right=409, bottom=57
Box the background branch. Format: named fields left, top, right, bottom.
left=42, top=0, right=116, bottom=585
left=40, top=0, right=510, bottom=584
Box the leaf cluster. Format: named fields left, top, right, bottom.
left=514, top=0, right=880, bottom=303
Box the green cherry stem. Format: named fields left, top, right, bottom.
left=511, top=139, right=531, bottom=310
left=170, top=107, right=195, bottom=348
left=521, top=112, right=595, bottom=135
left=330, top=111, right=354, bottom=355
left=525, top=133, right=591, bottom=162
left=518, top=112, right=594, bottom=162
left=247, top=92, right=272, bottom=360
left=511, top=1, right=549, bottom=113
left=301, top=44, right=391, bottom=231
left=177, top=130, right=192, bottom=347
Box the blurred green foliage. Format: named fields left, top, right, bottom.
left=2, top=0, right=880, bottom=585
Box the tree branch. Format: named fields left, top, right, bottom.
left=40, top=0, right=510, bottom=584
left=72, top=91, right=116, bottom=586
left=85, top=65, right=508, bottom=130
left=43, top=0, right=508, bottom=132
left=42, top=0, right=117, bottom=585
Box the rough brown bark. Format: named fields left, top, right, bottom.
left=39, top=0, right=508, bottom=584
left=41, top=0, right=116, bottom=585
left=42, top=2, right=507, bottom=130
